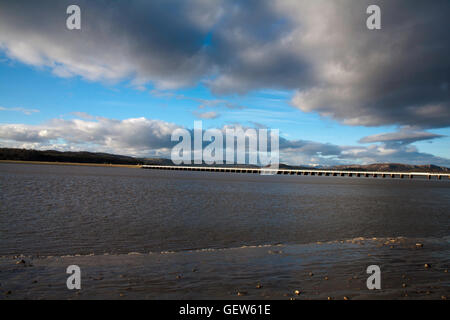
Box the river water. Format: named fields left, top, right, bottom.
left=1, top=163, right=449, bottom=299
left=1, top=163, right=449, bottom=256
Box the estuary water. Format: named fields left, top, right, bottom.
left=1, top=163, right=449, bottom=256
left=1, top=163, right=449, bottom=299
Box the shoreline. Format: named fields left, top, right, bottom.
left=0, top=160, right=142, bottom=168
left=1, top=237, right=448, bottom=300
left=1, top=161, right=449, bottom=178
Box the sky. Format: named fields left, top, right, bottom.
left=0, top=0, right=449, bottom=166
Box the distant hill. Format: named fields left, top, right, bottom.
left=1, top=148, right=449, bottom=173
left=272, top=163, right=450, bottom=173
left=0, top=148, right=172, bottom=165
left=330, top=163, right=450, bottom=173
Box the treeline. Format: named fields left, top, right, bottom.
left=0, top=148, right=172, bottom=165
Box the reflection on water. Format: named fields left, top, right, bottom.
left=1, top=163, right=450, bottom=256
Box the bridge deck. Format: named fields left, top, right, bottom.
left=141, top=165, right=450, bottom=180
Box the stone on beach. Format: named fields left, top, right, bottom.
left=268, top=250, right=283, bottom=254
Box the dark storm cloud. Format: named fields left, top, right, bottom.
left=0, top=0, right=218, bottom=88
left=359, top=129, right=445, bottom=145
left=0, top=0, right=449, bottom=128
left=279, top=137, right=342, bottom=156
left=286, top=0, right=450, bottom=128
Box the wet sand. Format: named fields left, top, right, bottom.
left=1, top=237, right=448, bottom=300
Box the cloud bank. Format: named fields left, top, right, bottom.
left=0, top=0, right=449, bottom=129
left=1, top=116, right=449, bottom=167
left=0, top=117, right=180, bottom=157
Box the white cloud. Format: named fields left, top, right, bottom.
left=0, top=106, right=39, bottom=115
left=0, top=116, right=449, bottom=166
left=0, top=117, right=181, bottom=157
left=193, top=111, right=220, bottom=119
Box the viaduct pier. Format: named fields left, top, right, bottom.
left=142, top=165, right=450, bottom=180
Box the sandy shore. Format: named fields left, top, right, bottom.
left=1, top=237, right=448, bottom=300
